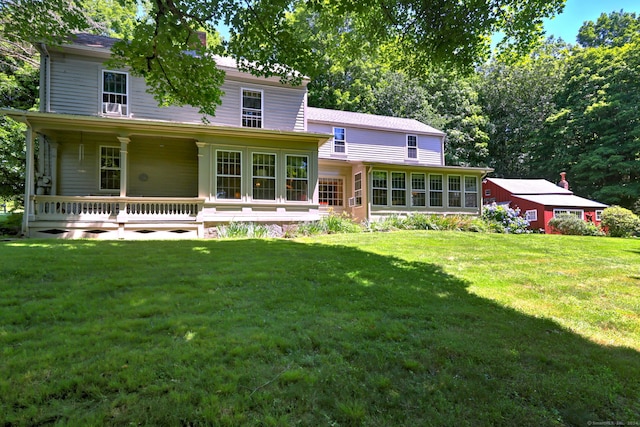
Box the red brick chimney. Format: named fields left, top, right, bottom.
left=558, top=172, right=569, bottom=190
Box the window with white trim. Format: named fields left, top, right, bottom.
left=100, top=146, right=120, bottom=191
left=333, top=127, right=346, bottom=154
left=319, top=177, right=344, bottom=207
left=406, top=135, right=418, bottom=159
left=242, top=89, right=263, bottom=128
left=286, top=155, right=308, bottom=201
left=372, top=171, right=388, bottom=206
left=554, top=209, right=583, bottom=219
left=596, top=210, right=603, bottom=221
left=252, top=153, right=276, bottom=200
left=216, top=150, right=242, bottom=199
left=354, top=172, right=362, bottom=206
left=102, top=71, right=128, bottom=116
left=429, top=174, right=443, bottom=207
left=448, top=175, right=462, bottom=207
left=391, top=172, right=406, bottom=206
left=525, top=210, right=538, bottom=222
left=464, top=176, right=478, bottom=208
left=411, top=173, right=426, bottom=207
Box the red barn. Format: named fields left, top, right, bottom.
left=482, top=174, right=608, bottom=233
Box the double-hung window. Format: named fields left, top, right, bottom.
left=333, top=127, right=346, bottom=154
left=286, top=155, right=309, bottom=201
left=252, top=153, right=276, bottom=200
left=429, top=174, right=443, bottom=207
left=554, top=209, right=583, bottom=219
left=406, top=135, right=418, bottom=159
left=216, top=151, right=242, bottom=199
left=372, top=171, right=388, bottom=206
left=391, top=172, right=406, bottom=206
left=353, top=172, right=363, bottom=206
left=464, top=176, right=478, bottom=208
left=411, top=173, right=426, bottom=207
left=242, top=89, right=263, bottom=128
left=102, top=71, right=128, bottom=116
left=100, top=146, right=120, bottom=191
left=448, top=176, right=462, bottom=207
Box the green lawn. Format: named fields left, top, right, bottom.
left=1, top=232, right=639, bottom=426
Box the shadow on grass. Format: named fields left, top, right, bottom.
left=1, top=239, right=639, bottom=426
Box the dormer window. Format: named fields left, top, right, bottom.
left=242, top=89, right=263, bottom=128
left=333, top=127, right=346, bottom=153
left=102, top=71, right=128, bottom=116
left=406, top=135, right=418, bottom=159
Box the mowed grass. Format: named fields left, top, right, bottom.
left=0, top=232, right=638, bottom=426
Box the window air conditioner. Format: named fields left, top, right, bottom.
left=348, top=197, right=356, bottom=207
left=103, top=102, right=123, bottom=116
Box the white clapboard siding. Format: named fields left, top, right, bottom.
left=48, top=53, right=306, bottom=131
left=127, top=137, right=198, bottom=197
left=310, top=123, right=443, bottom=166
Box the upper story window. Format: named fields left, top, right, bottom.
left=333, top=127, right=346, bottom=154
left=242, top=89, right=263, bottom=128
left=102, top=71, right=128, bottom=116
left=100, top=146, right=120, bottom=191
left=406, top=135, right=418, bottom=159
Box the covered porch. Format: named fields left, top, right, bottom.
left=9, top=111, right=329, bottom=239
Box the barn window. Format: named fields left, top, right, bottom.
left=525, top=210, right=537, bottom=222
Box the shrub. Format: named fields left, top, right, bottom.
left=0, top=212, right=22, bottom=236
left=481, top=203, right=530, bottom=234
left=600, top=206, right=640, bottom=238
left=216, top=222, right=272, bottom=238
left=548, top=214, right=604, bottom=236
left=295, top=212, right=361, bottom=236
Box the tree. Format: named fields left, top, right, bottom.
left=577, top=10, right=640, bottom=48
left=538, top=41, right=640, bottom=209
left=1, top=0, right=566, bottom=116
left=478, top=38, right=569, bottom=177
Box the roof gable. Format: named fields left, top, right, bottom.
left=307, top=107, right=445, bottom=136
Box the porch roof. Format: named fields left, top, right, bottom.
left=361, top=160, right=493, bottom=175
left=2, top=109, right=331, bottom=147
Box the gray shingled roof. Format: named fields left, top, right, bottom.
left=487, top=178, right=573, bottom=195
left=307, top=107, right=445, bottom=135
left=514, top=194, right=608, bottom=208
left=69, top=32, right=118, bottom=49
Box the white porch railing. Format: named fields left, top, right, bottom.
left=32, top=196, right=204, bottom=222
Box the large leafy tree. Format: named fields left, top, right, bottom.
left=577, top=10, right=640, bottom=48
left=1, top=0, right=565, bottom=116
left=478, top=38, right=570, bottom=178
left=539, top=40, right=640, bottom=209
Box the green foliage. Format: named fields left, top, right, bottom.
left=577, top=10, right=640, bottom=48
left=1, top=0, right=565, bottom=116
left=600, top=206, right=640, bottom=237
left=0, top=211, right=22, bottom=235
left=295, top=212, right=361, bottom=236
left=548, top=214, right=604, bottom=236
left=216, top=222, right=272, bottom=239
left=365, top=213, right=483, bottom=232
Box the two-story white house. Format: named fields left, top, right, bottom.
left=3, top=33, right=492, bottom=239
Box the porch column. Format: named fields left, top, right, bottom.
left=23, top=125, right=35, bottom=235
left=196, top=141, right=210, bottom=200
left=117, top=137, right=130, bottom=197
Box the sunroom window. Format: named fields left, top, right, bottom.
left=448, top=175, right=462, bottom=207
left=391, top=172, right=406, bottom=206
left=464, top=176, right=478, bottom=208
left=372, top=171, right=388, bottom=206
left=429, top=174, right=443, bottom=207
left=286, top=155, right=308, bottom=201
left=216, top=150, right=242, bottom=199
left=252, top=153, right=276, bottom=200
left=411, top=173, right=426, bottom=207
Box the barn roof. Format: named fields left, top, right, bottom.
left=513, top=194, right=608, bottom=209
left=486, top=178, right=573, bottom=195
left=307, top=107, right=445, bottom=136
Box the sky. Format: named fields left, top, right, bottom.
left=543, top=0, right=640, bottom=43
